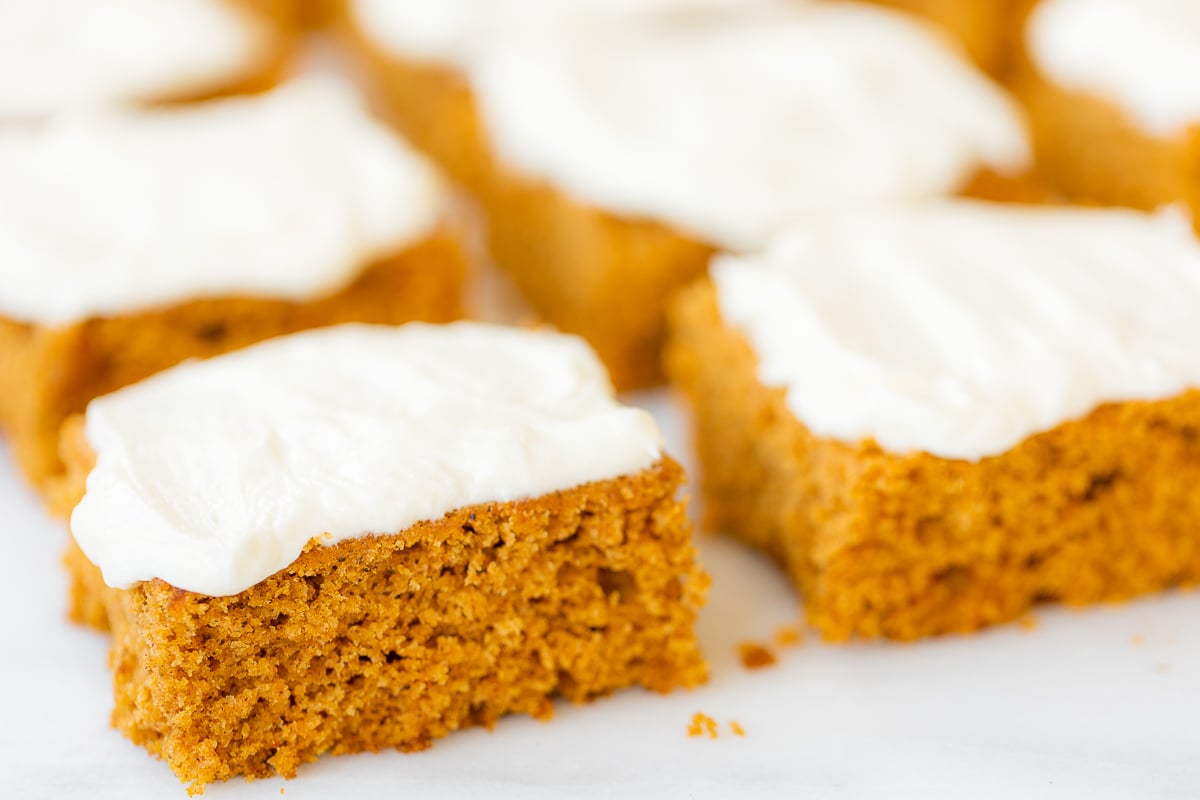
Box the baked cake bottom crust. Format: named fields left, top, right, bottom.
left=667, top=279, right=1200, bottom=641
left=61, top=448, right=708, bottom=792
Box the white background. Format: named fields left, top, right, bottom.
left=1, top=390, right=1197, bottom=799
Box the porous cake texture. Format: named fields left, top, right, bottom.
left=62, top=453, right=705, bottom=791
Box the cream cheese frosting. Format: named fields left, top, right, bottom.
left=1027, top=0, right=1200, bottom=139
left=0, top=0, right=278, bottom=118
left=70, top=322, right=665, bottom=597
left=351, top=0, right=777, bottom=67
left=0, top=77, right=447, bottom=326
left=711, top=202, right=1200, bottom=461
left=353, top=1, right=1028, bottom=250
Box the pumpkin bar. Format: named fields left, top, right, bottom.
left=667, top=201, right=1200, bottom=641
left=61, top=322, right=707, bottom=792
left=345, top=0, right=1039, bottom=389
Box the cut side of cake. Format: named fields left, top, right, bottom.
left=666, top=200, right=1200, bottom=641
left=346, top=0, right=1039, bottom=390
left=62, top=322, right=708, bottom=792
left=0, top=77, right=465, bottom=492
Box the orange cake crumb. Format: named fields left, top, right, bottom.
left=729, top=721, right=746, bottom=737
left=688, top=713, right=719, bottom=740
left=774, top=626, right=804, bottom=648
left=1017, top=615, right=1039, bottom=632
left=737, top=642, right=778, bottom=671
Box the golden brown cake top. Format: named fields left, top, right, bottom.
left=70, top=322, right=664, bottom=597
left=711, top=201, right=1200, bottom=460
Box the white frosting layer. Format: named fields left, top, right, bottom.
left=0, top=0, right=277, bottom=118
left=354, top=1, right=1028, bottom=249
left=712, top=202, right=1200, bottom=461
left=1028, top=0, right=1200, bottom=138
left=351, top=0, right=775, bottom=67
left=0, top=78, right=446, bottom=326
left=71, top=323, right=664, bottom=597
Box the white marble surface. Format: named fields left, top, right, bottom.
left=1, top=390, right=1198, bottom=799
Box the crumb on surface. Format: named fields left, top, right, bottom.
left=730, top=721, right=746, bottom=737
left=688, top=713, right=719, bottom=740
left=774, top=626, right=804, bottom=648
left=738, top=642, right=778, bottom=670
left=1017, top=614, right=1038, bottom=632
